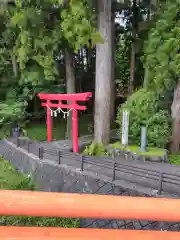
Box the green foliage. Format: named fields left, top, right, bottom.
left=146, top=110, right=171, bottom=147
left=0, top=101, right=26, bottom=124
left=83, top=142, right=109, bottom=156
left=0, top=0, right=102, bottom=124
left=143, top=0, right=180, bottom=90
left=116, top=89, right=171, bottom=148
left=0, top=85, right=30, bottom=126
left=10, top=2, right=60, bottom=81
left=0, top=0, right=101, bottom=88
left=116, top=35, right=130, bottom=86
left=4, top=0, right=101, bottom=84
left=116, top=0, right=180, bottom=148
left=0, top=157, right=35, bottom=190
left=169, top=153, right=180, bottom=165
left=61, top=0, right=102, bottom=51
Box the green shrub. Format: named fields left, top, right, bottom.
left=116, top=89, right=171, bottom=148
left=146, top=110, right=171, bottom=147
left=83, top=142, right=108, bottom=156
left=169, top=153, right=180, bottom=165
left=0, top=125, right=11, bottom=139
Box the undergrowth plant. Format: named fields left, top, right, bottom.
left=83, top=142, right=109, bottom=156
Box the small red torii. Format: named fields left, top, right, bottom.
left=38, top=92, right=92, bottom=153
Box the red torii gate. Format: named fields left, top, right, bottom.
left=38, top=92, right=92, bottom=153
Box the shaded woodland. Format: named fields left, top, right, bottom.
left=0, top=0, right=180, bottom=156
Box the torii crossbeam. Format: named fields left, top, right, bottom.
left=38, top=92, right=92, bottom=153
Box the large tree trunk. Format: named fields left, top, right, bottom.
left=143, top=67, right=150, bottom=89
left=11, top=53, right=18, bottom=77
left=65, top=48, right=76, bottom=140
left=171, top=120, right=180, bottom=153
left=129, top=0, right=137, bottom=94
left=94, top=0, right=112, bottom=144
left=110, top=11, right=116, bottom=125
left=171, top=81, right=180, bottom=152
left=129, top=30, right=136, bottom=94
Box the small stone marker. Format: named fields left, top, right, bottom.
left=140, top=126, right=147, bottom=152
left=121, top=110, right=129, bottom=146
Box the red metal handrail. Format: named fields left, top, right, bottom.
left=0, top=190, right=180, bottom=239
left=1, top=227, right=180, bottom=240
left=1, top=190, right=180, bottom=221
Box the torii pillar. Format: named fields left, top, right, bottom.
left=38, top=92, right=92, bottom=153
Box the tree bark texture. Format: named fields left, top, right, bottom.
left=110, top=11, right=116, bottom=125
left=11, top=53, right=18, bottom=77
left=65, top=48, right=76, bottom=140
left=94, top=0, right=112, bottom=144
left=129, top=30, right=136, bottom=94
left=171, top=80, right=180, bottom=152
left=129, top=0, right=137, bottom=94
left=143, top=67, right=150, bottom=89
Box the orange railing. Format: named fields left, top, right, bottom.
left=0, top=190, right=180, bottom=239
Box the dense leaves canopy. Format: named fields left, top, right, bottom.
left=0, top=0, right=100, bottom=124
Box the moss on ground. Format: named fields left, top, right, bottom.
left=0, top=114, right=92, bottom=141
left=168, top=154, right=180, bottom=165
left=110, top=142, right=165, bottom=157
left=0, top=157, right=80, bottom=227
left=26, top=114, right=91, bottom=141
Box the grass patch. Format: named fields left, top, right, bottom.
left=0, top=157, right=34, bottom=190
left=26, top=114, right=91, bottom=141
left=110, top=142, right=165, bottom=157
left=169, top=154, right=180, bottom=165
left=0, top=157, right=80, bottom=227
